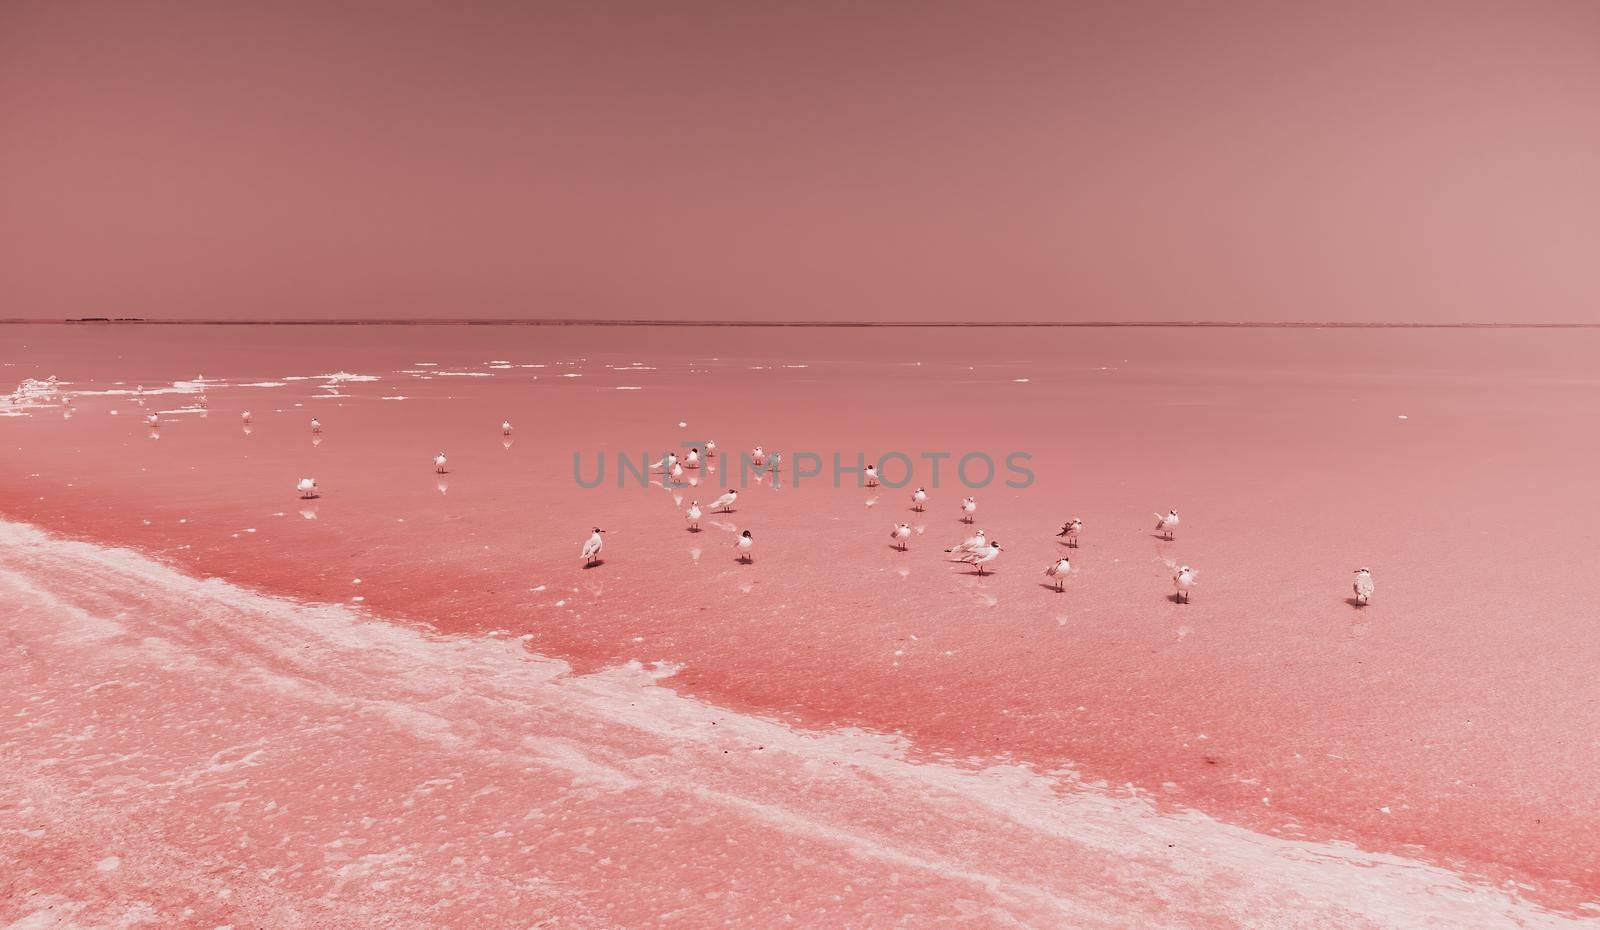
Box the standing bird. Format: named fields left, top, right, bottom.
left=297, top=477, right=318, bottom=499
left=434, top=452, right=449, bottom=474
left=735, top=530, right=755, bottom=562
left=241, top=411, right=252, bottom=424
left=651, top=451, right=678, bottom=472
left=945, top=529, right=987, bottom=556
left=911, top=487, right=928, bottom=512
left=751, top=445, right=766, bottom=466
left=1154, top=510, right=1180, bottom=540
left=669, top=461, right=686, bottom=483
left=146, top=413, right=160, bottom=427
left=704, top=440, right=717, bottom=458
left=1057, top=518, right=1083, bottom=548
left=502, top=420, right=513, bottom=436
left=685, top=500, right=702, bottom=531
left=958, top=541, right=1003, bottom=575
left=706, top=489, right=739, bottom=512
left=1044, top=557, right=1072, bottom=591
left=1352, top=568, right=1375, bottom=606
left=581, top=528, right=606, bottom=565
left=310, top=417, right=322, bottom=434
left=864, top=463, right=879, bottom=487
left=890, top=522, right=912, bottom=550
left=685, top=447, right=700, bottom=469
left=1172, top=565, right=1198, bottom=603
left=961, top=497, right=977, bottom=523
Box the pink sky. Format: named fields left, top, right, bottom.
left=3, top=1, right=1599, bottom=323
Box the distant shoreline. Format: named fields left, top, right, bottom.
left=4, top=318, right=1598, bottom=329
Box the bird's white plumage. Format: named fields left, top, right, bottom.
left=581, top=529, right=605, bottom=563
left=1353, top=569, right=1375, bottom=604
left=1154, top=510, right=1180, bottom=539
left=957, top=542, right=1003, bottom=574
left=890, top=523, right=912, bottom=549
left=705, top=489, right=738, bottom=512
left=946, top=529, right=987, bottom=555
left=1172, top=564, right=1198, bottom=602
left=1044, top=557, right=1071, bottom=589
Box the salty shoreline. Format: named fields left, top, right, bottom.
left=3, top=516, right=1596, bottom=929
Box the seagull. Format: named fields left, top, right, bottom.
left=706, top=489, right=739, bottom=512
left=958, top=541, right=1003, bottom=575
left=297, top=477, right=318, bottom=499
left=685, top=501, right=702, bottom=531
left=751, top=445, right=766, bottom=466
left=502, top=420, right=513, bottom=436
left=704, top=440, right=717, bottom=458
left=911, top=487, right=928, bottom=512
left=1173, top=564, right=1197, bottom=603
left=1353, top=568, right=1375, bottom=606
left=1044, top=557, right=1071, bottom=591
left=434, top=452, right=448, bottom=474
left=1057, top=518, right=1083, bottom=548
left=1154, top=510, right=1180, bottom=540
left=685, top=448, right=700, bottom=469
left=890, top=522, right=912, bottom=550
left=864, top=463, right=879, bottom=487
left=146, top=413, right=160, bottom=427
left=241, top=411, right=252, bottom=424
left=197, top=394, right=209, bottom=409
left=961, top=497, right=977, bottom=523
left=735, top=529, right=754, bottom=563
left=651, top=452, right=678, bottom=472
left=310, top=417, right=322, bottom=434
left=946, top=529, right=987, bottom=556
left=669, top=462, right=686, bottom=482
left=581, top=528, right=606, bottom=565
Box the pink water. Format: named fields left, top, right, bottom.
left=3, top=323, right=1599, bottom=927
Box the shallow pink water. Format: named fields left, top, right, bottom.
left=3, top=323, right=1599, bottom=925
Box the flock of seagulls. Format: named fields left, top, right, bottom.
left=280, top=420, right=1374, bottom=606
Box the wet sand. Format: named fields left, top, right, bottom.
left=3, top=323, right=1599, bottom=924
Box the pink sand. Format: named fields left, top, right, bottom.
left=3, top=323, right=1599, bottom=925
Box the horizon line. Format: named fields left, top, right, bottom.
left=3, top=318, right=1599, bottom=329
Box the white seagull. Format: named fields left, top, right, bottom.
left=310, top=417, right=322, bottom=434
left=911, top=487, right=928, bottom=512
left=864, top=464, right=879, bottom=487
left=1057, top=518, right=1083, bottom=548
left=890, top=522, right=912, bottom=550
left=961, top=497, right=977, bottom=523
left=945, top=529, right=987, bottom=556
left=958, top=541, right=1003, bottom=575
left=685, top=448, right=700, bottom=469
left=669, top=462, right=686, bottom=483
left=651, top=452, right=678, bottom=472
left=146, top=413, right=160, bottom=427
left=735, top=529, right=754, bottom=563
left=704, top=440, right=717, bottom=458
left=297, top=477, right=318, bottom=499
left=706, top=489, right=739, bottom=513
left=1044, top=557, right=1072, bottom=591
left=241, top=411, right=252, bottom=424
left=685, top=501, right=702, bottom=531
left=434, top=452, right=449, bottom=474
left=1353, top=568, right=1375, bottom=606
left=502, top=420, right=513, bottom=436
left=1172, top=564, right=1197, bottom=603
left=581, top=528, right=606, bottom=565
left=751, top=445, right=766, bottom=466
left=1154, top=510, right=1180, bottom=540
